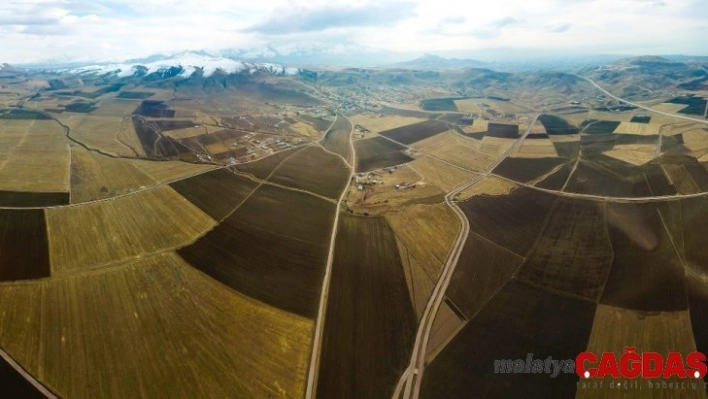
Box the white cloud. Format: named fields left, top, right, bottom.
left=0, top=0, right=705, bottom=63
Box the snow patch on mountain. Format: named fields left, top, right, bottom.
left=66, top=54, right=299, bottom=78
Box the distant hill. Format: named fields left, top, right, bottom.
left=392, top=54, right=486, bottom=70
left=581, top=55, right=708, bottom=99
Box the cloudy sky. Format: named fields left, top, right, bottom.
left=1, top=0, right=707, bottom=64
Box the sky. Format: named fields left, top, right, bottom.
left=1, top=0, right=707, bottom=64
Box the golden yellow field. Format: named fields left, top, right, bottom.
left=55, top=114, right=143, bottom=157
left=412, top=132, right=498, bottom=172
left=683, top=129, right=708, bottom=153
left=386, top=203, right=460, bottom=282
left=461, top=119, right=488, bottom=134
left=457, top=175, right=517, bottom=200
left=288, top=121, right=322, bottom=140
left=409, top=155, right=478, bottom=192
left=578, top=305, right=702, bottom=399
left=130, top=159, right=217, bottom=184
left=651, top=103, right=687, bottom=114
left=425, top=302, right=466, bottom=362
left=70, top=146, right=156, bottom=203
left=349, top=114, right=427, bottom=133
left=0, top=119, right=70, bottom=192
left=164, top=124, right=222, bottom=140
left=511, top=139, right=559, bottom=158
left=46, top=186, right=216, bottom=273
left=663, top=164, right=700, bottom=194
left=454, top=98, right=484, bottom=113
left=604, top=144, right=657, bottom=166
left=615, top=122, right=662, bottom=135
left=90, top=99, right=139, bottom=117
left=396, top=238, right=436, bottom=320
left=0, top=252, right=313, bottom=398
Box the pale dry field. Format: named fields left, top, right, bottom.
left=615, top=122, right=662, bottom=135
left=396, top=238, right=436, bottom=320
left=130, top=159, right=217, bottom=184
left=511, top=139, right=559, bottom=158
left=457, top=175, right=517, bottom=200
left=651, top=103, right=688, bottom=114
left=90, top=99, right=139, bottom=117
left=604, top=144, right=657, bottom=166
left=409, top=155, right=478, bottom=192
left=683, top=129, right=708, bottom=153
left=425, top=302, right=467, bottom=363
left=0, top=252, right=313, bottom=398
left=288, top=121, right=322, bottom=140
left=349, top=114, right=427, bottom=133
left=454, top=98, right=484, bottom=113
left=578, top=305, right=704, bottom=399
left=461, top=119, right=489, bottom=134
left=412, top=132, right=498, bottom=172
left=55, top=114, right=143, bottom=157
left=386, top=203, right=460, bottom=283
left=46, top=186, right=216, bottom=273
left=0, top=119, right=70, bottom=192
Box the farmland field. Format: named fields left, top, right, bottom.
left=422, top=279, right=596, bottom=398
left=317, top=215, right=416, bottom=399
left=0, top=354, right=45, bottom=398
left=354, top=136, right=413, bottom=172
left=269, top=145, right=350, bottom=199
left=420, top=97, right=467, bottom=111
left=600, top=202, right=687, bottom=311
left=129, top=159, right=216, bottom=184
left=0, top=120, right=70, bottom=194
left=55, top=114, right=143, bottom=157
left=379, top=119, right=448, bottom=145
left=349, top=114, right=427, bottom=134
left=516, top=198, right=613, bottom=300
left=411, top=132, right=498, bottom=172
left=170, top=168, right=259, bottom=221
left=492, top=157, right=568, bottom=183
left=0, top=209, right=50, bottom=282
left=409, top=155, right=477, bottom=192
left=458, top=187, right=557, bottom=256
left=0, top=252, right=313, bottom=398
left=457, top=175, right=516, bottom=200
left=534, top=163, right=574, bottom=190
left=178, top=184, right=335, bottom=318
left=70, top=146, right=156, bottom=203
left=46, top=186, right=216, bottom=273
left=538, top=114, right=579, bottom=135
left=320, top=114, right=352, bottom=163
left=236, top=147, right=301, bottom=179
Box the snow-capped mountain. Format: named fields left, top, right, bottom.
left=65, top=53, right=300, bottom=79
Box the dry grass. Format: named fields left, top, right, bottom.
left=409, top=155, right=478, bottom=192
left=90, top=99, right=139, bottom=117
left=46, top=186, right=216, bottom=273
left=511, top=139, right=559, bottom=158
left=652, top=103, right=687, bottom=114
left=130, top=159, right=216, bottom=184
left=55, top=114, right=143, bottom=157
left=578, top=305, right=702, bottom=399
left=386, top=203, right=460, bottom=282
left=425, top=302, right=466, bottom=362
left=412, top=132, right=498, bottom=172
left=0, top=252, right=313, bottom=398
left=682, top=129, right=708, bottom=153
left=604, top=144, right=657, bottom=166
left=288, top=121, right=322, bottom=140
left=457, top=176, right=517, bottom=200
left=164, top=124, right=222, bottom=140
left=615, top=122, right=662, bottom=135
left=0, top=120, right=70, bottom=193
left=349, top=114, right=427, bottom=133
left=454, top=99, right=484, bottom=114
left=462, top=119, right=489, bottom=134
left=70, top=146, right=155, bottom=203
left=396, top=238, right=436, bottom=320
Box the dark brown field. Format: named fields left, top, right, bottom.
left=268, top=146, right=350, bottom=199
left=552, top=140, right=580, bottom=158
left=178, top=185, right=335, bottom=317
left=486, top=123, right=519, bottom=138
left=643, top=163, right=677, bottom=196
left=354, top=137, right=413, bottom=172
left=422, top=279, right=596, bottom=398
left=0, top=209, right=50, bottom=281
left=682, top=196, right=708, bottom=268
left=236, top=147, right=300, bottom=180
left=0, top=356, right=45, bottom=398
left=379, top=120, right=448, bottom=145
left=134, top=100, right=175, bottom=118
left=317, top=215, right=416, bottom=399
left=564, top=157, right=652, bottom=197
left=534, top=163, right=573, bottom=190
left=600, top=202, right=687, bottom=311
left=446, top=235, right=524, bottom=319
left=458, top=187, right=557, bottom=256
left=170, top=169, right=259, bottom=220
left=321, top=115, right=352, bottom=163
left=132, top=116, right=193, bottom=159
left=492, top=157, right=568, bottom=183
left=0, top=191, right=69, bottom=207
left=516, top=198, right=613, bottom=300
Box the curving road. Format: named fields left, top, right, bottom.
left=396, top=115, right=539, bottom=399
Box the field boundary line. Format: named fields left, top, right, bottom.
left=0, top=346, right=58, bottom=398
left=305, top=114, right=356, bottom=398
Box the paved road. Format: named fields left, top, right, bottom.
left=396, top=115, right=539, bottom=399
left=305, top=113, right=356, bottom=399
